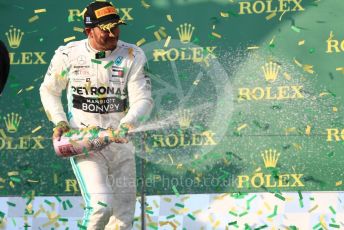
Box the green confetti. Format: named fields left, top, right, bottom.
left=145, top=210, right=153, bottom=215
left=10, top=176, right=21, bottom=183
left=166, top=214, right=175, bottom=219
left=104, top=61, right=114, bottom=69
left=329, top=206, right=336, bottom=215
left=58, top=218, right=68, bottom=222
left=267, top=205, right=278, bottom=218
left=0, top=211, right=5, bottom=218
left=175, top=203, right=184, bottom=208
left=61, top=70, right=68, bottom=77
left=44, top=199, right=53, bottom=206
left=39, top=37, right=44, bottom=42
left=327, top=151, right=335, bottom=158
left=274, top=193, right=285, bottom=201
left=91, top=59, right=102, bottom=64
left=298, top=191, right=303, bottom=200
left=148, top=223, right=158, bottom=230
left=239, top=211, right=248, bottom=217
left=312, top=223, right=321, bottom=229
left=62, top=201, right=67, bottom=210
left=229, top=211, right=238, bottom=216
left=254, top=224, right=268, bottom=230
left=77, top=223, right=87, bottom=229
left=309, top=48, right=315, bottom=53
left=145, top=25, right=156, bottom=30
left=291, top=25, right=301, bottom=33
left=66, top=200, right=73, bottom=208
left=228, top=221, right=238, bottom=226
left=271, top=105, right=282, bottom=110
left=299, top=199, right=304, bottom=208
left=329, top=224, right=340, bottom=228
left=187, top=213, right=196, bottom=220
left=172, top=185, right=180, bottom=197
left=246, top=194, right=257, bottom=209
left=97, top=201, right=107, bottom=207
left=7, top=201, right=16, bottom=207
left=54, top=195, right=62, bottom=203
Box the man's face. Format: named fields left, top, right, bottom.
left=87, top=25, right=120, bottom=51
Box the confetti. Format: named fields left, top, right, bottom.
left=336, top=181, right=342, bottom=186
left=28, top=15, right=39, bottom=23
left=73, top=27, right=84, bottom=33
left=91, top=59, right=102, bottom=64
left=136, top=38, right=146, bottom=47
left=267, top=205, right=278, bottom=218
left=265, top=12, right=276, bottom=20
left=291, top=25, right=301, bottom=33
left=279, top=10, right=287, bottom=21
left=34, top=9, right=46, bottom=13
left=145, top=25, right=156, bottom=30
left=237, top=124, right=248, bottom=131
left=187, top=213, right=196, bottom=220
left=64, top=36, right=76, bottom=43
left=308, top=205, right=319, bottom=213
left=141, top=0, right=151, bottom=8
left=32, top=126, right=42, bottom=133
left=211, top=32, right=222, bottom=39
left=7, top=202, right=16, bottom=207
left=329, top=224, right=340, bottom=228
left=166, top=214, right=175, bottom=219
left=274, top=193, right=285, bottom=201
left=247, top=46, right=260, bottom=50
left=166, top=14, right=173, bottom=22
left=175, top=203, right=184, bottom=208
left=164, top=36, right=171, bottom=48
left=298, top=40, right=305, bottom=46
left=220, top=12, right=229, bottom=17
left=104, top=61, right=114, bottom=69
left=172, top=185, right=180, bottom=197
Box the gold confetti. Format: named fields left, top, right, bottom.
left=73, top=27, right=84, bottom=33
left=27, top=179, right=39, bottom=183
left=293, top=143, right=302, bottom=151
left=293, top=58, right=303, bottom=67
left=220, top=12, right=229, bottom=17
left=34, top=9, right=46, bottom=13
left=28, top=15, right=39, bottom=23
left=136, top=38, right=146, bottom=47
left=192, top=209, right=202, bottom=215
left=283, top=72, right=291, bottom=80
left=305, top=125, right=311, bottom=136
left=264, top=202, right=271, bottom=210
left=336, top=67, right=344, bottom=74
left=8, top=171, right=19, bottom=176
left=181, top=196, right=190, bottom=202
left=333, top=107, right=338, bottom=112
left=255, top=167, right=262, bottom=172
left=298, top=40, right=305, bottom=46
left=269, top=36, right=275, bottom=45
left=32, top=126, right=42, bottom=133
left=164, top=36, right=171, bottom=48
left=237, top=124, right=247, bottom=131
left=213, top=220, right=221, bottom=228
left=247, top=46, right=260, bottom=50
left=336, top=181, right=342, bottom=186
left=166, top=14, right=173, bottom=22
left=308, top=205, right=319, bottom=213
left=163, top=198, right=172, bottom=202
left=141, top=0, right=151, bottom=8
left=319, top=92, right=329, bottom=97
left=265, top=12, right=276, bottom=20
left=303, top=64, right=314, bottom=74
left=64, top=36, right=76, bottom=43
left=193, top=80, right=200, bottom=85
left=153, top=200, right=159, bottom=208
left=211, top=32, right=222, bottom=39
left=25, top=86, right=34, bottom=91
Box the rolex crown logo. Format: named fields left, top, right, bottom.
left=261, top=149, right=280, bottom=168
left=178, top=109, right=192, bottom=129
left=5, top=26, right=24, bottom=49
left=262, top=62, right=280, bottom=82
left=3, top=113, right=22, bottom=133
left=176, top=23, right=195, bottom=43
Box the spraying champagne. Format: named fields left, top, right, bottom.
left=53, top=126, right=129, bottom=157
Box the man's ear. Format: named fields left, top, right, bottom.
left=84, top=28, right=92, bottom=36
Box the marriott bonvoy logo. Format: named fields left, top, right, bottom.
left=237, top=149, right=305, bottom=189
left=4, top=26, right=47, bottom=65
left=152, top=23, right=217, bottom=63
left=0, top=113, right=44, bottom=150
left=238, top=61, right=304, bottom=101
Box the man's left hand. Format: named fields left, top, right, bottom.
left=110, top=123, right=133, bottom=143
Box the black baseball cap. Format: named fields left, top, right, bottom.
left=83, top=1, right=126, bottom=29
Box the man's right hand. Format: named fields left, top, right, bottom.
left=53, top=121, right=70, bottom=141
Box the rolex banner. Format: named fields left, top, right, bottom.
left=0, top=0, right=343, bottom=196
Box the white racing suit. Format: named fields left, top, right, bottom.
left=40, top=39, right=153, bottom=229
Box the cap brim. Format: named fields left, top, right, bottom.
left=97, top=18, right=127, bottom=28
